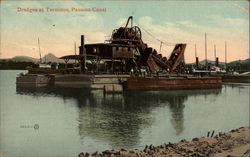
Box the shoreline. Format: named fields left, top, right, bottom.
left=79, top=127, right=250, bottom=157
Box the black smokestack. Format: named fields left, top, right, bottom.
left=79, top=35, right=86, bottom=72
left=79, top=35, right=84, bottom=55
left=81, top=35, right=84, bottom=47
left=216, top=57, right=219, bottom=66
left=195, top=57, right=199, bottom=68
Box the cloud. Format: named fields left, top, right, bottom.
left=229, top=0, right=250, bottom=14
left=0, top=1, right=107, bottom=58
left=1, top=1, right=249, bottom=62
left=178, top=21, right=197, bottom=28
left=118, top=16, right=249, bottom=62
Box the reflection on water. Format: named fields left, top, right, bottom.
left=1, top=70, right=248, bottom=157
left=16, top=87, right=221, bottom=149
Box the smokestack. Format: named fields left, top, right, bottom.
left=79, top=35, right=86, bottom=72
left=216, top=57, right=219, bottom=66
left=81, top=35, right=84, bottom=47
left=196, top=57, right=199, bottom=68
left=79, top=35, right=85, bottom=55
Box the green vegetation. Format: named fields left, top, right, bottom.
left=227, top=59, right=250, bottom=71
left=188, top=58, right=250, bottom=72
left=1, top=56, right=249, bottom=72
left=0, top=60, right=37, bottom=70
left=0, top=59, right=75, bottom=70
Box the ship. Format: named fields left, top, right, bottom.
left=16, top=16, right=222, bottom=92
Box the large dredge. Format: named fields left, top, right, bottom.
left=17, top=16, right=222, bottom=92
left=61, top=16, right=186, bottom=75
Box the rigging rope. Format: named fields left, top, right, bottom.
left=133, top=20, right=177, bottom=46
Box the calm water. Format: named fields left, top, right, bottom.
left=0, top=70, right=249, bottom=157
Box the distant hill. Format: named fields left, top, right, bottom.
left=187, top=58, right=249, bottom=72
left=198, top=59, right=225, bottom=65
left=227, top=58, right=250, bottom=66
left=228, top=58, right=250, bottom=71
left=0, top=56, right=37, bottom=62
left=41, top=53, right=64, bottom=63
left=188, top=59, right=224, bottom=65
left=0, top=53, right=67, bottom=63
left=1, top=54, right=249, bottom=69
left=189, top=58, right=249, bottom=66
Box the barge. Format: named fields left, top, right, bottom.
left=16, top=16, right=223, bottom=92
left=125, top=76, right=222, bottom=90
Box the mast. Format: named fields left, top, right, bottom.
left=195, top=44, right=199, bottom=68
left=159, top=41, right=163, bottom=53
left=74, top=41, right=77, bottom=64
left=195, top=44, right=197, bottom=58
left=74, top=41, right=76, bottom=55
left=225, top=41, right=227, bottom=70
left=205, top=32, right=207, bottom=70
left=38, top=37, right=42, bottom=63
left=214, top=45, right=216, bottom=62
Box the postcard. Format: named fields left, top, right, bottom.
left=0, top=1, right=249, bottom=157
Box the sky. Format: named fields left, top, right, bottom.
left=0, top=0, right=249, bottom=63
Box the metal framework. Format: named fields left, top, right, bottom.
left=60, top=16, right=187, bottom=74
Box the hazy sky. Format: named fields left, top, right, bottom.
left=0, top=0, right=249, bottom=63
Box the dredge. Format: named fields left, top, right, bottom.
left=16, top=16, right=222, bottom=92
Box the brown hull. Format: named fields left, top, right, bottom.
left=124, top=77, right=222, bottom=90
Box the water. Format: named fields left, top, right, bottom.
left=0, top=70, right=249, bottom=157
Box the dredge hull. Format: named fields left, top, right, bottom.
left=124, top=77, right=222, bottom=91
